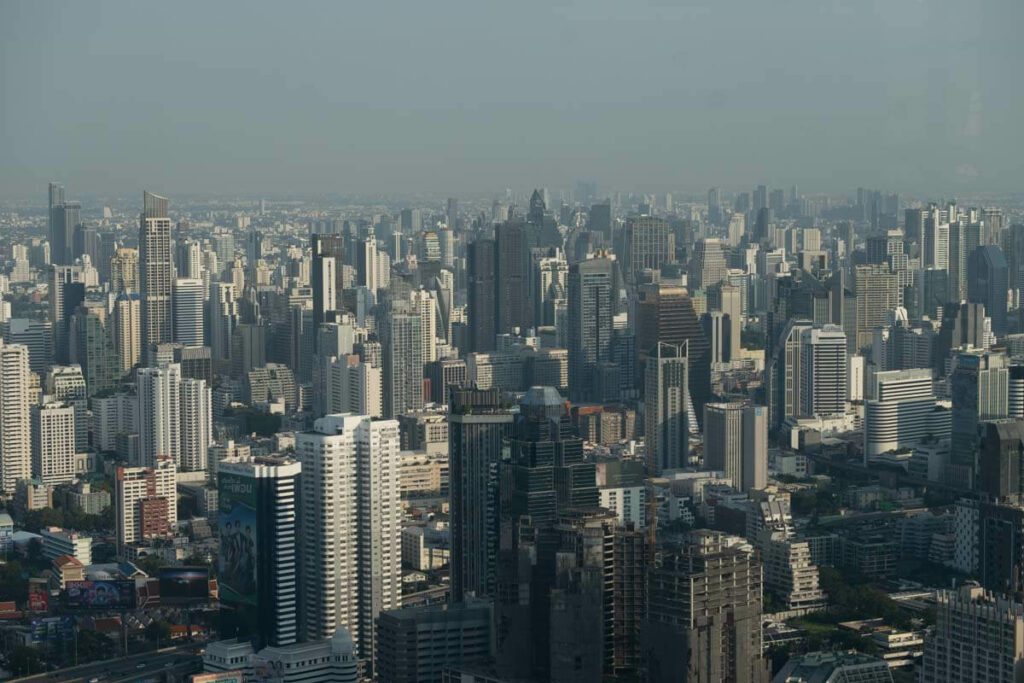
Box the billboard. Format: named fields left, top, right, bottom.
left=29, top=616, right=74, bottom=643
left=191, top=672, right=244, bottom=683
left=27, top=579, right=48, bottom=613
left=65, top=580, right=135, bottom=609
left=159, top=567, right=210, bottom=603
left=219, top=472, right=258, bottom=606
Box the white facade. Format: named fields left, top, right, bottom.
left=173, top=278, right=205, bottom=346
left=599, top=485, right=646, bottom=528
left=0, top=342, right=31, bottom=494
left=180, top=378, right=212, bottom=472
left=864, top=369, right=937, bottom=460
left=297, top=414, right=402, bottom=662
left=138, top=363, right=181, bottom=467
left=330, top=357, right=383, bottom=419
left=115, top=458, right=177, bottom=553
left=31, top=402, right=76, bottom=486
left=91, top=392, right=137, bottom=452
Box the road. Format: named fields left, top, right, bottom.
left=14, top=644, right=203, bottom=683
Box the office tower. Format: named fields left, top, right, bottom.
left=703, top=403, right=767, bottom=492
left=45, top=365, right=88, bottom=452
left=140, top=192, right=174, bottom=355
left=48, top=182, right=65, bottom=258
left=706, top=187, right=722, bottom=224
left=175, top=345, right=213, bottom=384
left=0, top=343, right=31, bottom=494
left=708, top=282, right=742, bottom=360
left=567, top=255, right=615, bottom=402
left=31, top=402, right=76, bottom=486
left=466, top=239, right=497, bottom=353
left=978, top=420, right=1024, bottom=503
left=381, top=310, right=423, bottom=419
left=643, top=530, right=768, bottom=683
left=1002, top=223, right=1024, bottom=295
left=852, top=264, right=899, bottom=350
left=69, top=302, right=119, bottom=396
left=644, top=342, right=689, bottom=475
left=535, top=253, right=568, bottom=327
left=137, top=363, right=181, bottom=468
left=180, top=378, right=211, bottom=472
left=375, top=599, right=494, bottom=683
left=311, top=233, right=344, bottom=326
left=115, top=458, right=177, bottom=555
left=48, top=183, right=78, bottom=267
left=410, top=289, right=438, bottom=364
left=297, top=414, right=402, bottom=665
left=495, top=221, right=532, bottom=334
left=494, top=388, right=598, bottom=680
left=3, top=319, right=54, bottom=376
left=753, top=184, right=768, bottom=213
left=968, top=245, right=1009, bottom=338
left=109, top=247, right=140, bottom=294
left=863, top=369, right=937, bottom=460
left=799, top=325, right=847, bottom=418
left=636, top=283, right=711, bottom=420
left=766, top=319, right=814, bottom=429
left=923, top=209, right=950, bottom=270
left=624, top=215, right=673, bottom=283
left=218, top=455, right=301, bottom=649
left=112, top=293, right=141, bottom=373
left=173, top=278, right=205, bottom=346
left=920, top=584, right=1024, bottom=683
left=949, top=218, right=982, bottom=303
left=934, top=301, right=990, bottom=369
left=950, top=350, right=1009, bottom=487
left=425, top=359, right=467, bottom=405
left=689, top=238, right=728, bottom=291
left=448, top=387, right=514, bottom=602
left=589, top=201, right=612, bottom=237
left=208, top=282, right=238, bottom=370
left=700, top=311, right=729, bottom=365
left=400, top=208, right=422, bottom=234
left=49, top=264, right=87, bottom=364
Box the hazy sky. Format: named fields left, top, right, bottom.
left=2, top=0, right=1021, bottom=200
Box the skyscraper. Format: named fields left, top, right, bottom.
left=644, top=342, right=689, bottom=475
left=853, top=264, right=899, bottom=351
left=495, top=221, right=532, bottom=334
left=109, top=247, right=140, bottom=294
left=115, top=459, right=177, bottom=556
left=799, top=325, right=847, bottom=418
left=689, top=238, right=728, bottom=291
left=968, top=245, right=1009, bottom=338
left=311, top=233, right=344, bottom=327
left=864, top=369, right=938, bottom=460
left=173, top=278, right=206, bottom=347
left=180, top=378, right=212, bottom=472
left=137, top=363, right=181, bottom=468
left=208, top=282, right=238, bottom=370
left=643, top=531, right=769, bottom=682
left=381, top=310, right=423, bottom=418
left=568, top=254, right=615, bottom=403
left=950, top=350, right=1009, bottom=487
left=0, top=342, right=31, bottom=494
left=218, top=455, right=301, bottom=649
left=297, top=414, right=402, bottom=666
left=448, top=387, right=513, bottom=602
left=113, top=293, right=142, bottom=373
left=31, top=402, right=76, bottom=486
left=624, top=215, right=673, bottom=283
left=703, top=403, right=768, bottom=492
left=140, top=192, right=174, bottom=357
left=466, top=238, right=497, bottom=353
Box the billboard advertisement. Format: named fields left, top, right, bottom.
left=159, top=567, right=210, bottom=603
left=219, top=472, right=257, bottom=606
left=191, top=672, right=244, bottom=683
left=27, top=579, right=49, bottom=613
left=29, top=616, right=74, bottom=643
left=65, top=580, right=135, bottom=609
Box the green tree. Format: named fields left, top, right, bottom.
left=0, top=560, right=29, bottom=603
left=7, top=645, right=44, bottom=676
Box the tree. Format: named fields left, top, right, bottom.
left=0, top=560, right=29, bottom=603
left=75, top=630, right=113, bottom=664
left=145, top=619, right=171, bottom=646
left=136, top=555, right=166, bottom=576
left=7, top=645, right=44, bottom=676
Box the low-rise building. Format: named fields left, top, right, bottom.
left=40, top=527, right=92, bottom=565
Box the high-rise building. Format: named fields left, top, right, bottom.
left=853, top=264, right=899, bottom=350
left=297, top=414, right=402, bottom=666
left=708, top=283, right=742, bottom=360
left=920, top=584, right=1024, bottom=683
left=180, top=378, right=211, bottom=472
left=799, top=325, right=847, bottom=418
left=624, top=215, right=673, bottom=283
left=950, top=350, right=1008, bottom=487
left=2, top=319, right=54, bottom=376
left=568, top=255, right=615, bottom=402
left=410, top=289, right=438, bottom=364
left=381, top=310, right=423, bottom=418
left=208, top=282, right=238, bottom=370
left=45, top=365, right=88, bottom=452
left=140, top=192, right=174, bottom=356
left=703, top=403, right=768, bottom=492
left=968, top=245, right=1009, bottom=338
left=978, top=420, right=1024, bottom=503
left=375, top=599, right=494, bottom=683
left=0, top=342, right=31, bottom=494
left=173, top=278, right=205, bottom=347
left=311, top=233, right=344, bottom=327
left=690, top=239, right=728, bottom=291
left=495, top=221, right=532, bottom=334
left=948, top=218, right=982, bottom=303
left=113, top=293, right=142, bottom=373
left=115, top=458, right=177, bottom=555
left=448, top=387, right=513, bottom=602
left=864, top=369, right=938, bottom=459
left=644, top=342, right=689, bottom=475
left=109, top=247, right=140, bottom=294
left=137, top=363, right=181, bottom=468
left=31, top=402, right=76, bottom=486
left=69, top=302, right=119, bottom=396
left=218, top=455, right=301, bottom=649
left=643, top=531, right=768, bottom=682
left=466, top=239, right=497, bottom=353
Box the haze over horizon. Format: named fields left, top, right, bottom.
left=2, top=0, right=1021, bottom=200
